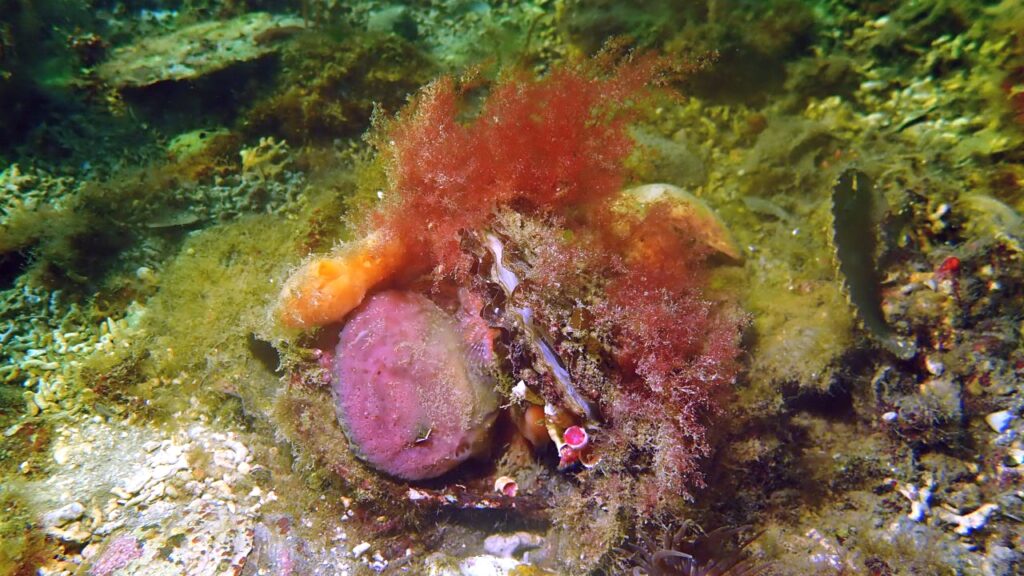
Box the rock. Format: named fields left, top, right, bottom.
left=110, top=486, right=132, bottom=500
left=97, top=13, right=304, bottom=88
left=924, top=355, right=945, bottom=376
left=213, top=449, right=239, bottom=469
left=483, top=532, right=544, bottom=558
left=84, top=535, right=143, bottom=576
left=46, top=521, right=92, bottom=544
left=333, top=291, right=499, bottom=480
left=919, top=375, right=962, bottom=420
left=1008, top=447, right=1024, bottom=466
left=224, top=439, right=250, bottom=461
left=458, top=555, right=521, bottom=576
left=620, top=183, right=742, bottom=262
left=945, top=482, right=982, bottom=513
left=41, top=501, right=85, bottom=527
left=920, top=453, right=973, bottom=485
left=121, top=468, right=152, bottom=495
left=630, top=128, right=707, bottom=188
left=983, top=545, right=1021, bottom=576
left=52, top=445, right=71, bottom=465
left=243, top=516, right=312, bottom=576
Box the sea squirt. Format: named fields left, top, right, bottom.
left=332, top=290, right=499, bottom=481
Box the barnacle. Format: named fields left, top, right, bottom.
left=620, top=525, right=773, bottom=576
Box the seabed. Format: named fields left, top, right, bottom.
left=1, top=1, right=1023, bottom=575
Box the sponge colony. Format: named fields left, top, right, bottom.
left=333, top=290, right=499, bottom=481
left=278, top=233, right=407, bottom=329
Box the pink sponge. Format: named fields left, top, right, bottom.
left=333, top=290, right=499, bottom=481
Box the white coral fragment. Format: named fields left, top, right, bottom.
left=898, top=475, right=934, bottom=522
left=937, top=503, right=999, bottom=536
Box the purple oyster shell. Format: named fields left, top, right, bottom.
left=332, top=290, right=499, bottom=481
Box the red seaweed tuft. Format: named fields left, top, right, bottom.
left=372, top=56, right=663, bottom=277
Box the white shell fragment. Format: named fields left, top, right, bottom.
left=351, top=542, right=372, bottom=558
left=985, top=410, right=1014, bottom=434
left=937, top=503, right=999, bottom=536
left=898, top=479, right=934, bottom=523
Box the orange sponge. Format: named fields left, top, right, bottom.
left=278, top=233, right=407, bottom=329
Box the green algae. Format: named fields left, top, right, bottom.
left=0, top=485, right=48, bottom=576
left=749, top=280, right=855, bottom=394
left=125, top=213, right=299, bottom=416
left=244, top=31, right=437, bottom=143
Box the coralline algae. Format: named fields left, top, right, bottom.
left=332, top=291, right=498, bottom=481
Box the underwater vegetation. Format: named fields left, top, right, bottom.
left=0, top=486, right=50, bottom=576
left=2, top=1, right=1024, bottom=575
left=272, top=49, right=747, bottom=570
left=244, top=30, right=437, bottom=143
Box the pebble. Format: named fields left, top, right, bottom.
left=110, top=487, right=132, bottom=500
left=150, top=445, right=183, bottom=466
left=986, top=410, right=1014, bottom=434
left=46, top=522, right=92, bottom=544
left=151, top=461, right=186, bottom=482
left=482, top=532, right=543, bottom=558
left=351, top=542, right=371, bottom=558
left=53, top=445, right=71, bottom=466
left=121, top=469, right=152, bottom=494
left=457, top=555, right=520, bottom=576
left=42, top=501, right=85, bottom=527
left=213, top=448, right=236, bottom=468
left=224, top=438, right=249, bottom=461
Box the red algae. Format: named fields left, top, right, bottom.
left=372, top=56, right=664, bottom=277
left=283, top=53, right=745, bottom=521
left=513, top=201, right=745, bottom=507
left=88, top=536, right=143, bottom=576
left=470, top=196, right=745, bottom=517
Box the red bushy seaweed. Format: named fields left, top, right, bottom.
left=604, top=205, right=739, bottom=392
left=339, top=52, right=744, bottom=515
left=495, top=201, right=745, bottom=509
left=372, top=56, right=663, bottom=277
left=596, top=204, right=746, bottom=506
